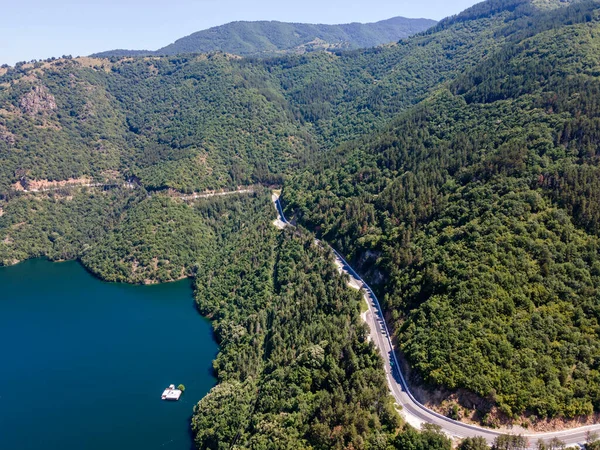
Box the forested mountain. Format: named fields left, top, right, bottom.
left=3, top=0, right=600, bottom=445
left=283, top=0, right=600, bottom=425
left=0, top=3, right=513, bottom=197
left=92, top=17, right=437, bottom=58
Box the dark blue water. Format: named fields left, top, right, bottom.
left=0, top=259, right=218, bottom=450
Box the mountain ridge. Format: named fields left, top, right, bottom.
left=91, top=16, right=437, bottom=58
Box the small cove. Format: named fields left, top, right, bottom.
left=0, top=259, right=218, bottom=450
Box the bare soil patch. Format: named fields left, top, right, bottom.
left=13, top=177, right=94, bottom=192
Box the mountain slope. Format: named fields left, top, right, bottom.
left=91, top=17, right=436, bottom=58
left=0, top=6, right=512, bottom=198
left=282, top=0, right=600, bottom=425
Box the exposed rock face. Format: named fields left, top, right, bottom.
left=19, top=85, right=57, bottom=115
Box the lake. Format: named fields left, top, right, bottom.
left=0, top=259, right=218, bottom=450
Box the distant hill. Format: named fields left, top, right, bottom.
left=91, top=16, right=437, bottom=58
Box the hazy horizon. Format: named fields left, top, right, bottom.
left=1, top=0, right=481, bottom=66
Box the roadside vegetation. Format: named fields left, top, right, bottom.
left=192, top=196, right=452, bottom=449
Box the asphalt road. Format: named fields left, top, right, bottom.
left=272, top=194, right=600, bottom=448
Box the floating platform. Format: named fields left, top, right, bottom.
left=161, top=384, right=182, bottom=401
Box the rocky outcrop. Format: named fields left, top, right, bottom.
left=19, top=85, right=57, bottom=116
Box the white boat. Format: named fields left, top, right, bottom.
left=161, top=384, right=182, bottom=401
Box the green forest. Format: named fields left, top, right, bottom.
left=3, top=0, right=600, bottom=447
left=191, top=197, right=455, bottom=449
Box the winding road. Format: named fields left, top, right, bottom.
left=272, top=193, right=600, bottom=449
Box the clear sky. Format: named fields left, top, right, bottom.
left=1, top=0, right=481, bottom=66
